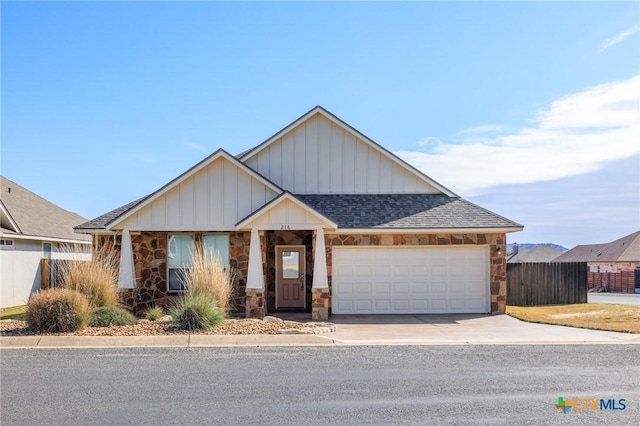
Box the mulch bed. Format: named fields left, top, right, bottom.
left=0, top=316, right=329, bottom=337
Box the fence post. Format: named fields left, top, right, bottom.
left=41, top=258, right=49, bottom=290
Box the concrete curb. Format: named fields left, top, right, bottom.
left=2, top=334, right=639, bottom=349
left=0, top=334, right=335, bottom=349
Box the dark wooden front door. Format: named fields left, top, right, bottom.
left=276, top=246, right=305, bottom=308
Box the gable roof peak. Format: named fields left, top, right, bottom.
left=238, top=106, right=457, bottom=197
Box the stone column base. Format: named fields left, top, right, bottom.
left=312, top=288, right=330, bottom=320
left=246, top=289, right=265, bottom=319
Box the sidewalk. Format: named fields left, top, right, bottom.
left=2, top=314, right=639, bottom=348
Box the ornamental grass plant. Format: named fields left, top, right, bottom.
left=170, top=292, right=225, bottom=330
left=89, top=306, right=136, bottom=327
left=182, top=247, right=233, bottom=314
left=59, top=245, right=120, bottom=308
left=144, top=306, right=164, bottom=321
left=26, top=288, right=89, bottom=333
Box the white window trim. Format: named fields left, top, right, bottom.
left=167, top=233, right=194, bottom=293
left=42, top=242, right=53, bottom=259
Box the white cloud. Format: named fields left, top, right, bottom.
left=600, top=24, right=640, bottom=53
left=396, top=76, right=640, bottom=196
left=185, top=142, right=209, bottom=152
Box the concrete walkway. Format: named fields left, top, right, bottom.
left=1, top=314, right=638, bottom=348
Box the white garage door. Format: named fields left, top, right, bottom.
left=332, top=246, right=489, bottom=314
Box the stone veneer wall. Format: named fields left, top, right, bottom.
left=130, top=232, right=168, bottom=313
left=99, top=231, right=251, bottom=316
left=228, top=232, right=251, bottom=316
left=325, top=233, right=507, bottom=314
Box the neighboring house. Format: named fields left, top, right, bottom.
left=75, top=106, right=523, bottom=319
left=554, top=231, right=640, bottom=293
left=0, top=176, right=92, bottom=308
left=507, top=246, right=565, bottom=263
left=554, top=231, right=640, bottom=273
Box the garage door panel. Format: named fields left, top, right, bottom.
left=449, top=299, right=467, bottom=311
left=393, top=299, right=410, bottom=311
left=393, top=282, right=410, bottom=293
left=355, top=283, right=371, bottom=293
left=374, top=300, right=391, bottom=311
left=412, top=282, right=428, bottom=294
left=332, top=246, right=489, bottom=314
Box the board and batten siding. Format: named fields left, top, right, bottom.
left=117, top=157, right=279, bottom=230
left=244, top=114, right=439, bottom=194
left=239, top=198, right=333, bottom=229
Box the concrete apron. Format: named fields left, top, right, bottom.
left=316, top=314, right=640, bottom=346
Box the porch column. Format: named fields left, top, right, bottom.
left=246, top=228, right=265, bottom=318
left=118, top=229, right=135, bottom=289
left=312, top=228, right=330, bottom=320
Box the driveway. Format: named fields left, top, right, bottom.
left=320, top=314, right=640, bottom=345
left=588, top=292, right=640, bottom=306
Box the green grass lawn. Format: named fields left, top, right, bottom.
left=507, top=304, right=640, bottom=334
left=0, top=305, right=27, bottom=321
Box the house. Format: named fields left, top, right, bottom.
left=0, top=176, right=92, bottom=308
left=554, top=231, right=640, bottom=293
left=75, top=106, right=523, bottom=319
left=507, top=245, right=565, bottom=263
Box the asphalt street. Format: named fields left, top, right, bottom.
left=588, top=293, right=640, bottom=306
left=1, top=345, right=638, bottom=425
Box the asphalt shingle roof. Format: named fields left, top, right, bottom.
left=507, top=246, right=565, bottom=263
left=553, top=231, right=640, bottom=263
left=0, top=176, right=91, bottom=241
left=77, top=193, right=522, bottom=232
left=74, top=196, right=148, bottom=231
left=296, top=194, right=522, bottom=229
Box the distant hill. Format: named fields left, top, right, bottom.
left=507, top=243, right=568, bottom=256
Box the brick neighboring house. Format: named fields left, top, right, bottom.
left=74, top=106, right=523, bottom=319
left=554, top=231, right=640, bottom=293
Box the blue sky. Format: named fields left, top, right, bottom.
left=2, top=1, right=638, bottom=249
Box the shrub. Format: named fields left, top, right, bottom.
left=170, top=292, right=225, bottom=330
left=89, top=306, right=136, bottom=327
left=145, top=306, right=164, bottom=321
left=59, top=245, right=120, bottom=308
left=183, top=247, right=233, bottom=314
left=26, top=289, right=89, bottom=333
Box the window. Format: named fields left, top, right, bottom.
left=203, top=234, right=230, bottom=266
left=167, top=234, right=230, bottom=292
left=281, top=251, right=300, bottom=279
left=168, top=234, right=194, bottom=292
left=0, top=239, right=14, bottom=249
left=43, top=243, right=52, bottom=260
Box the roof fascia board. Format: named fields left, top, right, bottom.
left=0, top=201, right=21, bottom=233
left=0, top=233, right=92, bottom=244
left=109, top=225, right=238, bottom=232
left=74, top=229, right=117, bottom=235
left=106, top=149, right=284, bottom=230
left=239, top=106, right=457, bottom=197
left=236, top=192, right=338, bottom=230
left=327, top=227, right=524, bottom=234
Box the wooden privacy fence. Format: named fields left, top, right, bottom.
left=507, top=262, right=587, bottom=306
left=40, top=259, right=71, bottom=290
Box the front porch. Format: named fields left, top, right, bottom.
left=244, top=227, right=331, bottom=321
